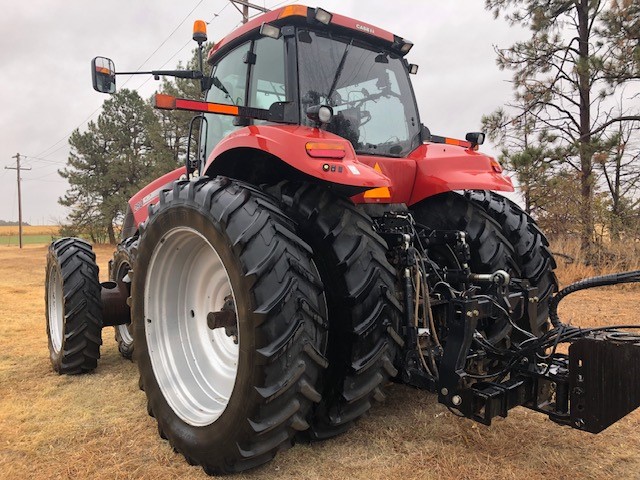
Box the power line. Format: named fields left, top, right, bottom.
left=34, top=0, right=214, bottom=161
left=229, top=0, right=270, bottom=23
left=130, top=1, right=233, bottom=92
left=127, top=0, right=208, bottom=75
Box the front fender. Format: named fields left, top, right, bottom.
left=205, top=124, right=390, bottom=190
left=408, top=143, right=513, bottom=206
left=128, top=167, right=185, bottom=228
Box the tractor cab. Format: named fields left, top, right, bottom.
left=200, top=6, right=421, bottom=162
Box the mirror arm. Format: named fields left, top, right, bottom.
left=115, top=70, right=204, bottom=80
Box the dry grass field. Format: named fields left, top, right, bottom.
left=1, top=241, right=639, bottom=480
left=0, top=226, right=60, bottom=236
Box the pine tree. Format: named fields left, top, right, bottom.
left=60, top=89, right=175, bottom=243
left=485, top=0, right=640, bottom=255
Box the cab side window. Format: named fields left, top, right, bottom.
left=204, top=42, right=250, bottom=149
left=249, top=37, right=286, bottom=110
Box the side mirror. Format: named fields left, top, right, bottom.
left=465, top=132, right=485, bottom=147
left=92, top=57, right=116, bottom=94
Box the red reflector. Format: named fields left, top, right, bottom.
left=305, top=142, right=346, bottom=159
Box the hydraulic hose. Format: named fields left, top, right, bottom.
left=549, top=269, right=640, bottom=328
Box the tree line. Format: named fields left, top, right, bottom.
left=61, top=3, right=639, bottom=259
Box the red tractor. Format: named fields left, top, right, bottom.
left=45, top=5, right=640, bottom=475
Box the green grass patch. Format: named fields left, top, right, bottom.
left=0, top=235, right=55, bottom=245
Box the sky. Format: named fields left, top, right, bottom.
left=0, top=0, right=527, bottom=224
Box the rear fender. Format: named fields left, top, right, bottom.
left=128, top=167, right=185, bottom=228
left=204, top=124, right=390, bottom=194
left=408, top=143, right=513, bottom=206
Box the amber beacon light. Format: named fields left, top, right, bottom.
left=193, top=20, right=207, bottom=44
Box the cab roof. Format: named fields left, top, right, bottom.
left=207, top=4, right=412, bottom=62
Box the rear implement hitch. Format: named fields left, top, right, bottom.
left=439, top=329, right=640, bottom=433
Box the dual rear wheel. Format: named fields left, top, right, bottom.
left=131, top=178, right=402, bottom=473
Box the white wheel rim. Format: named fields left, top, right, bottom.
left=116, top=323, right=134, bottom=345
left=114, top=261, right=134, bottom=346
left=145, top=227, right=239, bottom=426
left=48, top=266, right=64, bottom=353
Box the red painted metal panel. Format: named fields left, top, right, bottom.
left=407, top=143, right=514, bottom=206
left=205, top=124, right=391, bottom=188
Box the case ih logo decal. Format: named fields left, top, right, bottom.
left=356, top=24, right=375, bottom=35
left=134, top=188, right=162, bottom=212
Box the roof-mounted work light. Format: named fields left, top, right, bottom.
left=314, top=7, right=333, bottom=25
left=392, top=36, right=414, bottom=56
left=260, top=23, right=281, bottom=39
left=400, top=40, right=414, bottom=54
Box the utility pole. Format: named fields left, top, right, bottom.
left=5, top=153, right=31, bottom=249
left=229, top=0, right=269, bottom=24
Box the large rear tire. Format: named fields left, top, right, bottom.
left=271, top=183, right=402, bottom=441
left=109, top=237, right=137, bottom=359
left=45, top=238, right=103, bottom=374
left=466, top=191, right=558, bottom=335
left=411, top=191, right=557, bottom=338
left=132, top=177, right=328, bottom=474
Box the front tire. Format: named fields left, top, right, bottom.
left=45, top=238, right=103, bottom=374
left=132, top=177, right=328, bottom=474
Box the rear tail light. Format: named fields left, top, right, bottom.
left=305, top=142, right=346, bottom=159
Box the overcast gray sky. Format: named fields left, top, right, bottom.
left=0, top=0, right=527, bottom=224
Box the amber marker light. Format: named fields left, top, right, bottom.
left=155, top=94, right=177, bottom=110
left=193, top=20, right=207, bottom=43
left=278, top=5, right=308, bottom=18
left=444, top=137, right=472, bottom=148
left=305, top=142, right=346, bottom=159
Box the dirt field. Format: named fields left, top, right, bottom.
left=1, top=243, right=639, bottom=480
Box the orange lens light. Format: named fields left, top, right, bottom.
left=305, top=142, right=346, bottom=159
left=278, top=5, right=308, bottom=18
left=363, top=163, right=392, bottom=200
left=490, top=159, right=503, bottom=173
left=155, top=94, right=177, bottom=110
left=193, top=20, right=207, bottom=42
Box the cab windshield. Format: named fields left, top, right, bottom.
left=297, top=29, right=421, bottom=157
